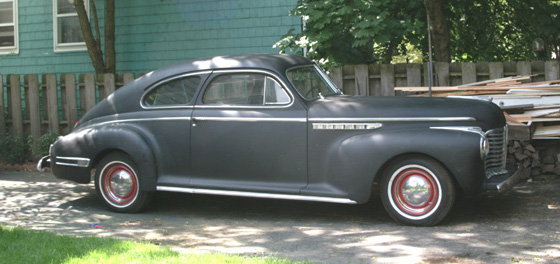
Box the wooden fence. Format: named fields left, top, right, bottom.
left=330, top=60, right=560, bottom=96
left=2, top=60, right=560, bottom=140
left=0, top=73, right=135, bottom=141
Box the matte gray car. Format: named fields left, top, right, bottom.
left=38, top=54, right=522, bottom=226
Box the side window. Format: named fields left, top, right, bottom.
left=0, top=0, right=18, bottom=54
left=202, top=73, right=290, bottom=106
left=53, top=0, right=88, bottom=51
left=144, top=76, right=201, bottom=106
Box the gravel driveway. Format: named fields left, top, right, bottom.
left=1, top=170, right=559, bottom=263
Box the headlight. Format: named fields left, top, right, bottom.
left=480, top=135, right=490, bottom=159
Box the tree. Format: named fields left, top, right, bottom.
left=74, top=0, right=115, bottom=75
left=424, top=0, right=450, bottom=62
left=275, top=0, right=426, bottom=66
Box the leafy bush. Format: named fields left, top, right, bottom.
left=28, top=130, right=60, bottom=160
left=0, top=134, right=28, bottom=165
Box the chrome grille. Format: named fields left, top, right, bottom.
left=485, top=126, right=508, bottom=178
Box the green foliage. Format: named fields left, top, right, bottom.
left=274, top=0, right=426, bottom=66
left=28, top=130, right=60, bottom=160
left=0, top=134, right=28, bottom=165
left=276, top=0, right=560, bottom=64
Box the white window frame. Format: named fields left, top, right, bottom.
left=0, top=0, right=18, bottom=54
left=53, top=0, right=89, bottom=52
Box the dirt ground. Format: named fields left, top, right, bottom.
left=0, top=170, right=559, bottom=264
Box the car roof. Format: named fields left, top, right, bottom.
left=132, top=53, right=314, bottom=89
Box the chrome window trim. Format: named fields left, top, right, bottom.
left=55, top=156, right=90, bottom=168
left=193, top=117, right=306, bottom=123
left=285, top=64, right=343, bottom=101
left=157, top=186, right=357, bottom=204
left=199, top=69, right=295, bottom=109
left=310, top=117, right=477, bottom=122
left=313, top=123, right=382, bottom=130
left=140, top=71, right=212, bottom=110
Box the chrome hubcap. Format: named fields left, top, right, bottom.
left=400, top=175, right=432, bottom=207
left=110, top=170, right=134, bottom=198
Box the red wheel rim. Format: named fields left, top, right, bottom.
left=101, top=162, right=138, bottom=206
left=390, top=166, right=441, bottom=218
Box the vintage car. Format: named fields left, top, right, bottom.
left=38, top=54, right=522, bottom=226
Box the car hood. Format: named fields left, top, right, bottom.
left=307, top=95, right=506, bottom=130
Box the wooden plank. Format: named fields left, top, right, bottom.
left=123, top=73, right=135, bottom=85
left=0, top=74, right=5, bottom=134
left=380, top=64, right=394, bottom=96
left=103, top=73, right=116, bottom=99
left=489, top=62, right=504, bottom=80
left=9, top=75, right=23, bottom=138
left=462, top=62, right=477, bottom=85
left=516, top=61, right=532, bottom=77
left=27, top=75, right=41, bottom=142
left=45, top=74, right=59, bottom=132
left=64, top=74, right=78, bottom=130
left=545, top=61, right=559, bottom=81
left=83, top=74, right=96, bottom=113
left=434, top=62, right=450, bottom=86
left=533, top=124, right=560, bottom=137
left=354, top=65, right=369, bottom=96
left=406, top=64, right=422, bottom=87
left=329, top=67, right=343, bottom=91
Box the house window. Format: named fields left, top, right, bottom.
left=53, top=0, right=88, bottom=52
left=0, top=0, right=18, bottom=54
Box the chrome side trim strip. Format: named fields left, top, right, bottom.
left=313, top=123, right=382, bottom=130
left=193, top=117, right=307, bottom=123
left=55, top=156, right=90, bottom=168
left=156, top=186, right=358, bottom=204
left=83, top=117, right=192, bottom=129
left=430, top=126, right=484, bottom=136
left=309, top=117, right=476, bottom=122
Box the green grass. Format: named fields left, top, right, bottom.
left=0, top=225, right=307, bottom=264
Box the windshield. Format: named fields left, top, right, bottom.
left=286, top=65, right=342, bottom=100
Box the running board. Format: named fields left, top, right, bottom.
left=156, top=186, right=357, bottom=204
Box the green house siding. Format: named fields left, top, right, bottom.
left=0, top=0, right=301, bottom=75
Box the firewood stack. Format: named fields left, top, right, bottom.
left=396, top=77, right=560, bottom=179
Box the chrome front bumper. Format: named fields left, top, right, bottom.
left=484, top=166, right=528, bottom=193
left=37, top=155, right=51, bottom=171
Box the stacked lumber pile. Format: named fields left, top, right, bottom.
left=395, top=76, right=560, bottom=140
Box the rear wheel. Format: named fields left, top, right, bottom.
left=380, top=157, right=455, bottom=226
left=94, top=153, right=152, bottom=213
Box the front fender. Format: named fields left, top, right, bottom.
left=307, top=127, right=485, bottom=203
left=51, top=125, right=158, bottom=191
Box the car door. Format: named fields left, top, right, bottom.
left=189, top=70, right=308, bottom=194
left=140, top=72, right=209, bottom=187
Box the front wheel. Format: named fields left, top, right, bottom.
left=94, top=153, right=152, bottom=213
left=380, top=157, right=455, bottom=226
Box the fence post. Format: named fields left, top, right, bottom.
left=379, top=64, right=394, bottom=96
left=123, top=73, right=135, bottom=85
left=434, top=62, right=450, bottom=86
left=354, top=65, right=369, bottom=96
left=329, top=67, right=343, bottom=91
left=545, top=61, right=559, bottom=81
left=0, top=74, right=4, bottom=134
left=462, top=63, right=477, bottom=85
left=103, top=73, right=115, bottom=99
left=406, top=64, right=422, bottom=87
left=46, top=74, right=59, bottom=132
left=8, top=75, right=23, bottom=138
left=64, top=74, right=78, bottom=130
left=26, top=75, right=41, bottom=142
left=83, top=74, right=96, bottom=113
left=489, top=62, right=504, bottom=80
left=516, top=61, right=531, bottom=76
